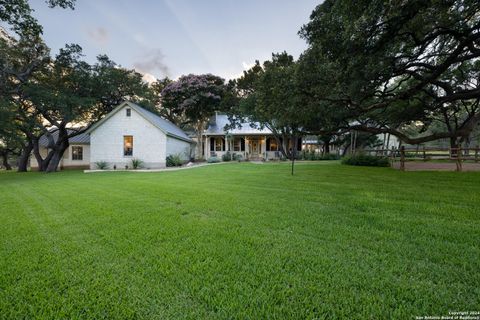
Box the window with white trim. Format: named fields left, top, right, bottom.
left=72, top=146, right=83, bottom=160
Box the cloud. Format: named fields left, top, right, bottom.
left=142, top=72, right=157, bottom=84
left=86, top=27, right=109, bottom=45
left=223, top=61, right=257, bottom=80
left=133, top=48, right=170, bottom=78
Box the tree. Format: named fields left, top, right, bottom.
left=21, top=47, right=152, bottom=172
left=1, top=0, right=76, bottom=171
left=161, top=74, right=226, bottom=159
left=231, top=52, right=306, bottom=175
left=299, top=0, right=480, bottom=145
left=0, top=0, right=75, bottom=37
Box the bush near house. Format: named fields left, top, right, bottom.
left=207, top=156, right=220, bottom=163
left=342, top=154, right=390, bottom=167
left=222, top=151, right=232, bottom=162
left=131, top=158, right=144, bottom=169
left=95, top=161, right=109, bottom=170
left=300, top=150, right=341, bottom=161
left=233, top=153, right=244, bottom=161
left=166, top=154, right=183, bottom=167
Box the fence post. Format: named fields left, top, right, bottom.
left=400, top=146, right=405, bottom=171
left=456, top=147, right=463, bottom=172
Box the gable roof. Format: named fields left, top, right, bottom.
left=39, top=129, right=90, bottom=147
left=204, top=114, right=272, bottom=136
left=86, top=101, right=193, bottom=143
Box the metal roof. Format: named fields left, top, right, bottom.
left=86, top=101, right=193, bottom=143
left=204, top=114, right=272, bottom=136
left=133, top=103, right=193, bottom=142
left=39, top=129, right=90, bottom=147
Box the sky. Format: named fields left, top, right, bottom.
left=28, top=0, right=320, bottom=82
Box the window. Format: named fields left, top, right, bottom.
left=215, top=137, right=224, bottom=151
left=126, top=108, right=131, bottom=117
left=71, top=146, right=83, bottom=160
left=233, top=138, right=245, bottom=151
left=267, top=137, right=278, bottom=151
left=124, top=136, right=133, bottom=156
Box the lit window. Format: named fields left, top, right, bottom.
left=268, top=138, right=278, bottom=151
left=215, top=137, right=224, bottom=151
left=126, top=108, right=131, bottom=117
left=72, top=146, right=83, bottom=160
left=124, top=136, right=133, bottom=156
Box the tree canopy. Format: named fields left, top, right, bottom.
left=297, top=0, right=480, bottom=145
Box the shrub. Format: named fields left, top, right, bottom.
left=131, top=158, right=144, bottom=169
left=207, top=156, right=220, bottom=163
left=233, top=153, right=243, bottom=161
left=342, top=154, right=390, bottom=167
left=318, top=153, right=340, bottom=160
left=222, top=151, right=232, bottom=162
left=95, top=161, right=109, bottom=170
left=300, top=150, right=340, bottom=161
left=166, top=154, right=183, bottom=167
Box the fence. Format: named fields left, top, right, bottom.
left=363, top=146, right=480, bottom=171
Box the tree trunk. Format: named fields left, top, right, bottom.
left=17, top=140, right=33, bottom=172
left=324, top=140, right=330, bottom=154
left=1, top=152, right=12, bottom=170
left=450, top=137, right=458, bottom=158
left=32, top=138, right=49, bottom=171
left=45, top=127, right=69, bottom=173
left=291, top=135, right=298, bottom=176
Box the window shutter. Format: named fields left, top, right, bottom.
left=210, top=137, right=214, bottom=151
left=266, top=138, right=271, bottom=151
left=297, top=137, right=302, bottom=151
left=241, top=138, right=245, bottom=151
left=222, top=138, right=225, bottom=151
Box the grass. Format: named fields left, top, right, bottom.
left=0, top=162, right=479, bottom=319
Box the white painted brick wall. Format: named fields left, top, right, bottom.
left=90, top=106, right=167, bottom=169
left=166, top=136, right=192, bottom=161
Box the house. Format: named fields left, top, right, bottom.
left=201, top=114, right=302, bottom=161
left=30, top=130, right=91, bottom=170
left=31, top=102, right=194, bottom=170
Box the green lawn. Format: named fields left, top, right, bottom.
left=0, top=162, right=479, bottom=319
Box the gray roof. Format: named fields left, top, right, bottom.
left=39, top=129, right=90, bottom=147
left=204, top=114, right=272, bottom=135
left=87, top=101, right=193, bottom=143
left=133, top=104, right=193, bottom=142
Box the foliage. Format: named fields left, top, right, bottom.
left=0, top=164, right=479, bottom=318
left=222, top=151, right=232, bottom=162
left=233, top=153, right=243, bottom=161
left=207, top=156, right=220, bottom=163
left=298, top=0, right=480, bottom=145
left=231, top=52, right=306, bottom=174
left=161, top=74, right=227, bottom=158
left=342, top=154, right=390, bottom=167
left=166, top=154, right=183, bottom=167
left=131, top=158, right=144, bottom=169
left=95, top=161, right=109, bottom=170
left=300, top=150, right=340, bottom=161
left=0, top=0, right=75, bottom=37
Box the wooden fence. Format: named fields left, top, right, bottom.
left=363, top=146, right=480, bottom=172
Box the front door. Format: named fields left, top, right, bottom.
left=250, top=140, right=260, bottom=156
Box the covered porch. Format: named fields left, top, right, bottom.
left=202, top=135, right=302, bottom=161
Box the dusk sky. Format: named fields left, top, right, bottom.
left=29, top=0, right=320, bottom=82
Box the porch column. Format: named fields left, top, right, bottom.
left=244, top=135, right=247, bottom=159
left=205, top=135, right=208, bottom=158
left=261, top=135, right=267, bottom=158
